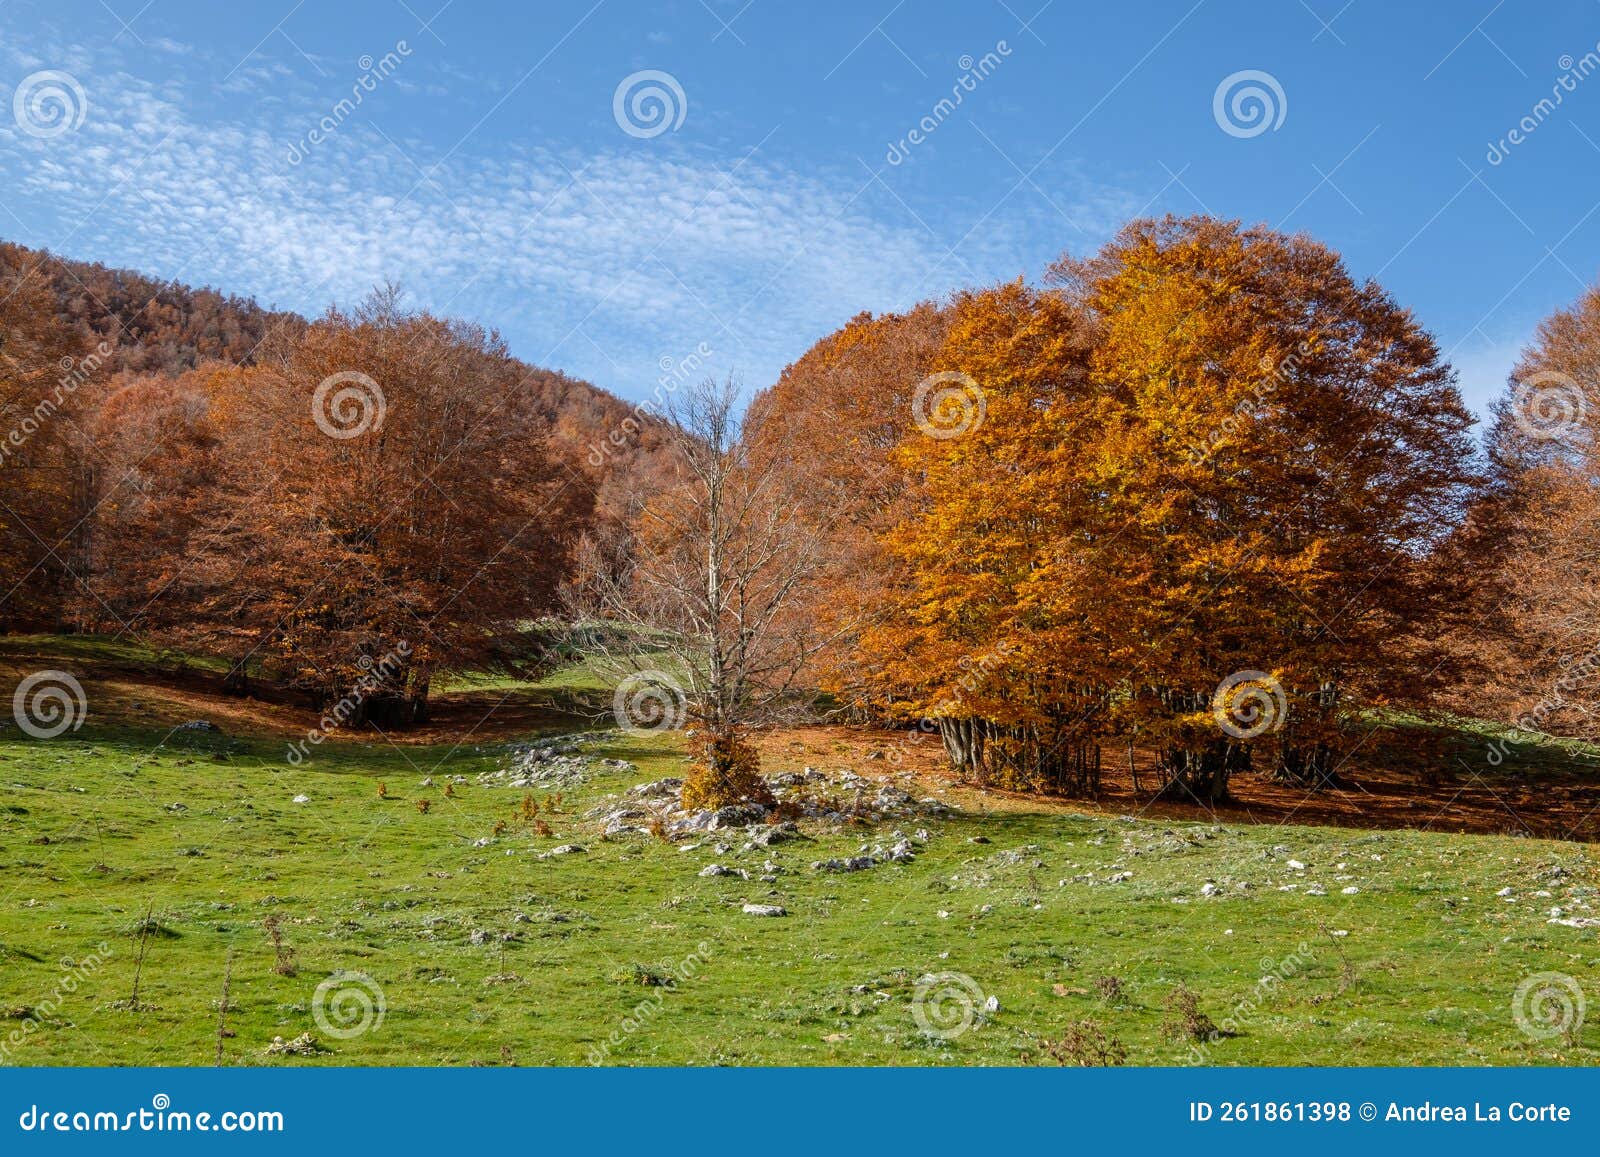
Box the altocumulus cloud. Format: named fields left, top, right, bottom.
left=0, top=36, right=1136, bottom=399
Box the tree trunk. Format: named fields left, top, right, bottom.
left=936, top=716, right=1101, bottom=797
left=1270, top=682, right=1340, bottom=789
left=1154, top=739, right=1247, bottom=804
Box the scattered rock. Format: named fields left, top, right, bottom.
left=480, top=733, right=608, bottom=790
left=265, top=1032, right=322, bottom=1057
left=538, top=844, right=585, bottom=859
left=742, top=904, right=786, bottom=917
left=749, top=822, right=801, bottom=848
left=709, top=803, right=770, bottom=830
left=699, top=864, right=738, bottom=878
left=292, top=794, right=310, bottom=804
left=1286, top=859, right=1307, bottom=871
left=595, top=807, right=652, bottom=835
left=1341, top=886, right=1360, bottom=895
left=178, top=720, right=219, bottom=732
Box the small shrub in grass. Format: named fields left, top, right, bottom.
left=1161, top=983, right=1222, bottom=1043
left=126, top=913, right=178, bottom=939
left=1028, top=1020, right=1128, bottom=1066
left=681, top=730, right=775, bottom=812
left=376, top=782, right=387, bottom=799
left=415, top=798, right=432, bottom=815
left=618, top=963, right=675, bottom=988
left=1094, top=975, right=1124, bottom=1004
left=262, top=914, right=296, bottom=978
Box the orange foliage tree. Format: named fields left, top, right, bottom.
left=0, top=268, right=96, bottom=631
left=852, top=281, right=1108, bottom=793
left=742, top=303, right=950, bottom=712
left=838, top=217, right=1478, bottom=800
left=1051, top=216, right=1478, bottom=799
left=1467, top=280, right=1600, bottom=740
left=88, top=291, right=592, bottom=724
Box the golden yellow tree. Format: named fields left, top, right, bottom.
left=1051, top=216, right=1478, bottom=798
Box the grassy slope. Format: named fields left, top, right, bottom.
left=2, top=699, right=1597, bottom=1068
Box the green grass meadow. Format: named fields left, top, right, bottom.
left=2, top=683, right=1597, bottom=1067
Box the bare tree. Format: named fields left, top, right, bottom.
left=570, top=375, right=835, bottom=806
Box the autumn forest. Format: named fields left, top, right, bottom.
left=1, top=214, right=1596, bottom=818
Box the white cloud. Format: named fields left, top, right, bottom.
left=0, top=35, right=1136, bottom=400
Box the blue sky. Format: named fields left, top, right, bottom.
left=2, top=0, right=1599, bottom=417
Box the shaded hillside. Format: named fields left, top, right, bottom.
left=0, top=241, right=293, bottom=373
left=0, top=239, right=676, bottom=508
